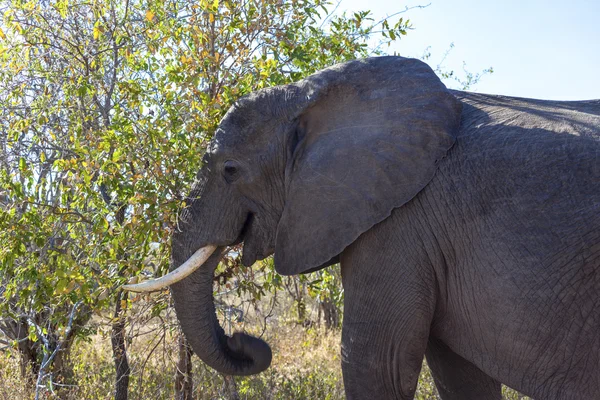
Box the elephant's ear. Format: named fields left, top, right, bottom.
left=273, top=57, right=462, bottom=275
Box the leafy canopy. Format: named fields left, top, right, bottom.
left=0, top=0, right=410, bottom=355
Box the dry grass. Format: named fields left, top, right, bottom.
left=0, top=324, right=530, bottom=400
left=0, top=296, right=529, bottom=399
left=0, top=321, right=345, bottom=400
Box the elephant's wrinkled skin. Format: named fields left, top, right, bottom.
left=167, top=57, right=600, bottom=399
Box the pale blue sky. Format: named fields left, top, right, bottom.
left=339, top=0, right=599, bottom=100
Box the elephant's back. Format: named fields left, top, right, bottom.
left=452, top=91, right=600, bottom=140
left=438, top=91, right=600, bottom=250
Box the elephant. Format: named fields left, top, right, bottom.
left=124, top=56, right=600, bottom=399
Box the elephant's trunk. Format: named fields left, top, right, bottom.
left=170, top=246, right=272, bottom=376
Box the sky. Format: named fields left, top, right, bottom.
left=338, top=0, right=600, bottom=100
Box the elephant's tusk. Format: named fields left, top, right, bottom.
left=122, top=245, right=217, bottom=292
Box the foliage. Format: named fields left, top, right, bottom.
left=0, top=0, right=417, bottom=395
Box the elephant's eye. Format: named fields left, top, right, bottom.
left=223, top=160, right=240, bottom=183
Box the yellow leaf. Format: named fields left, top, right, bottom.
left=0, top=27, right=5, bottom=39
left=146, top=10, right=155, bottom=21
left=93, top=26, right=100, bottom=40
left=209, top=13, right=214, bottom=23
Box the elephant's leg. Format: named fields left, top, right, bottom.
left=340, top=285, right=434, bottom=399
left=426, top=338, right=501, bottom=400
left=340, top=254, right=436, bottom=398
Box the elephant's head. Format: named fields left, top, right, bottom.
left=123, top=57, right=462, bottom=375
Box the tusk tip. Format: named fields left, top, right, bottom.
left=121, top=283, right=150, bottom=293
left=120, top=245, right=218, bottom=293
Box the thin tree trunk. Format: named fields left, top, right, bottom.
left=111, top=289, right=130, bottom=400
left=3, top=318, right=40, bottom=383
left=51, top=303, right=91, bottom=386
left=110, top=202, right=130, bottom=400
left=52, top=340, right=74, bottom=384
left=291, top=277, right=306, bottom=324
left=317, top=303, right=322, bottom=329
left=18, top=339, right=39, bottom=382
left=320, top=298, right=340, bottom=330
left=175, top=332, right=193, bottom=400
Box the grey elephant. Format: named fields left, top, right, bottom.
left=124, top=56, right=600, bottom=399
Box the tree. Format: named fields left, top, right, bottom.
left=0, top=0, right=415, bottom=397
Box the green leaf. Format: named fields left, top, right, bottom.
left=55, top=279, right=68, bottom=294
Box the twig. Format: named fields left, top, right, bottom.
left=371, top=3, right=431, bottom=28
left=319, top=0, right=343, bottom=29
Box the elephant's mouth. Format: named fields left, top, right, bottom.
left=234, top=212, right=263, bottom=267
left=237, top=212, right=270, bottom=267
left=233, top=212, right=254, bottom=245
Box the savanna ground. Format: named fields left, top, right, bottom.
left=0, top=293, right=529, bottom=400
